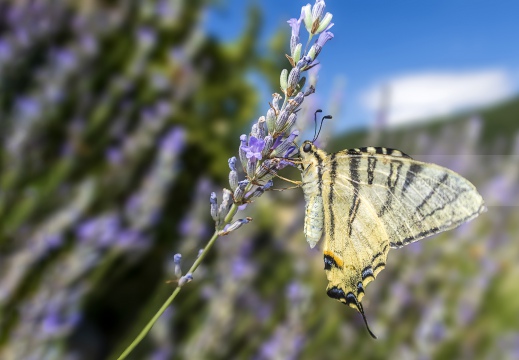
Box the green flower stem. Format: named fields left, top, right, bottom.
left=117, top=203, right=239, bottom=360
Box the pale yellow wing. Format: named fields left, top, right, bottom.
left=333, top=147, right=486, bottom=249
left=300, top=143, right=486, bottom=338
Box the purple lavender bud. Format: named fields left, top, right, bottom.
left=312, top=0, right=325, bottom=22
left=229, top=170, right=238, bottom=191
left=287, top=67, right=301, bottom=95
left=275, top=110, right=290, bottom=133
left=174, top=253, right=182, bottom=278
left=197, top=249, right=204, bottom=258
left=234, top=180, right=248, bottom=202
left=218, top=189, right=233, bottom=221
left=266, top=108, right=277, bottom=134
left=210, top=192, right=218, bottom=221
left=246, top=159, right=257, bottom=179
left=257, top=117, right=267, bottom=139
left=261, top=135, right=274, bottom=158
left=224, top=217, right=252, bottom=234
left=178, top=273, right=193, bottom=287
left=251, top=123, right=259, bottom=139
left=283, top=145, right=299, bottom=158
left=255, top=160, right=274, bottom=178
left=312, top=31, right=334, bottom=60
left=271, top=130, right=299, bottom=157
left=271, top=135, right=283, bottom=150
left=271, top=93, right=282, bottom=111
left=285, top=92, right=304, bottom=113
left=281, top=113, right=297, bottom=133
left=250, top=187, right=265, bottom=198
left=297, top=56, right=312, bottom=69
left=263, top=180, right=274, bottom=190
left=304, top=85, right=316, bottom=96
left=239, top=134, right=248, bottom=170
left=287, top=17, right=302, bottom=55
left=228, top=157, right=237, bottom=171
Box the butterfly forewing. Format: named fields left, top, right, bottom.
left=333, top=148, right=486, bottom=248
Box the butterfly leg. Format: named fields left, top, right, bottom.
left=268, top=184, right=301, bottom=192
left=272, top=173, right=302, bottom=187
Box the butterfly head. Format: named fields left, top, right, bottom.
left=299, top=140, right=319, bottom=162
left=298, top=140, right=327, bottom=174
left=301, top=140, right=317, bottom=155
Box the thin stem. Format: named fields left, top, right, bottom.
left=117, top=287, right=181, bottom=360
left=117, top=204, right=238, bottom=360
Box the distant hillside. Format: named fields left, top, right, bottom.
left=330, top=96, right=519, bottom=155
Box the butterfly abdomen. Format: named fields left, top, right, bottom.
left=304, top=195, right=324, bottom=248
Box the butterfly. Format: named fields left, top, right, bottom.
left=298, top=139, right=486, bottom=338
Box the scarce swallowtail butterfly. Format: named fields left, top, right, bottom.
left=298, top=130, right=486, bottom=338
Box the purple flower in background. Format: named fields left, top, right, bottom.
left=41, top=306, right=81, bottom=337
left=76, top=214, right=121, bottom=247
left=16, top=97, right=40, bottom=119
left=136, top=27, right=156, bottom=48
left=44, top=233, right=63, bottom=250
left=160, top=127, right=186, bottom=154
left=241, top=136, right=265, bottom=163
left=106, top=147, right=123, bottom=165
left=116, top=229, right=147, bottom=250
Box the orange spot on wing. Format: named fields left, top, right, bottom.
left=323, top=250, right=344, bottom=268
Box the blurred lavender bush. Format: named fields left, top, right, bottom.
left=0, top=0, right=280, bottom=358
left=1, top=1, right=519, bottom=360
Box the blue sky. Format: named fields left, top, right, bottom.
left=206, top=0, right=519, bottom=131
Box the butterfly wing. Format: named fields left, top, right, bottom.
left=312, top=146, right=485, bottom=337
left=333, top=147, right=486, bottom=249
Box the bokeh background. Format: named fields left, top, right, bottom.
left=1, top=1, right=518, bottom=359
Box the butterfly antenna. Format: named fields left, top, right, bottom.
left=312, top=109, right=323, bottom=142
left=356, top=299, right=377, bottom=339
left=312, top=111, right=333, bottom=143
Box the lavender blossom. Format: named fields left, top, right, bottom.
left=241, top=136, right=265, bottom=163
left=308, top=30, right=334, bottom=60
left=287, top=8, right=304, bottom=57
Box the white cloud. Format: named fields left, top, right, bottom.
left=361, top=69, right=515, bottom=126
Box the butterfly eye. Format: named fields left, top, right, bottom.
left=303, top=143, right=312, bottom=153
